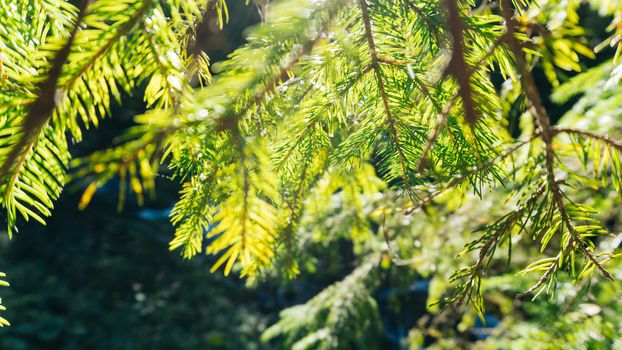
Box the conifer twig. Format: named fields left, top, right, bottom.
left=217, top=2, right=343, bottom=133
left=358, top=0, right=415, bottom=198
left=444, top=0, right=477, bottom=125
left=500, top=0, right=613, bottom=281
left=404, top=0, right=443, bottom=45
left=0, top=0, right=91, bottom=213
left=417, top=97, right=458, bottom=173
left=516, top=239, right=572, bottom=298
left=275, top=66, right=373, bottom=171
left=552, top=127, right=622, bottom=152
left=417, top=35, right=506, bottom=172
left=64, top=0, right=155, bottom=90
left=404, top=127, right=539, bottom=215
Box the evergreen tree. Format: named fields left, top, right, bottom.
left=1, top=0, right=622, bottom=347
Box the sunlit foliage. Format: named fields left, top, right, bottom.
left=1, top=0, right=622, bottom=345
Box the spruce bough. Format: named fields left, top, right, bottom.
left=1, top=0, right=622, bottom=344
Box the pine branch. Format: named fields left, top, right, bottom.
left=374, top=55, right=447, bottom=170
left=516, top=239, right=570, bottom=298
left=0, top=1, right=91, bottom=237
left=417, top=35, right=506, bottom=172
left=456, top=219, right=513, bottom=305
left=444, top=0, right=478, bottom=125
left=275, top=66, right=372, bottom=171
left=141, top=20, right=181, bottom=106
left=500, top=0, right=613, bottom=281
left=262, top=255, right=382, bottom=348
left=169, top=178, right=215, bottom=258
left=0, top=0, right=90, bottom=178
left=416, top=97, right=458, bottom=173
left=464, top=181, right=547, bottom=302
left=552, top=127, right=622, bottom=152
left=357, top=0, right=415, bottom=198
left=204, top=0, right=349, bottom=277
left=63, top=0, right=155, bottom=91
left=404, top=134, right=538, bottom=215
left=404, top=0, right=443, bottom=45
left=73, top=1, right=220, bottom=211
left=216, top=15, right=332, bottom=133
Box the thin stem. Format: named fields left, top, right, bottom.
left=516, top=239, right=571, bottom=298
left=358, top=0, right=415, bottom=198
left=500, top=0, right=613, bottom=281
left=552, top=127, right=622, bottom=152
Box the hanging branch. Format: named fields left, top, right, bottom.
left=204, top=0, right=350, bottom=277
left=444, top=0, right=478, bottom=125
left=417, top=36, right=506, bottom=172
left=516, top=238, right=572, bottom=298
left=405, top=134, right=538, bottom=215
left=0, top=1, right=91, bottom=234
left=500, top=0, right=613, bottom=282
left=275, top=65, right=373, bottom=171
left=217, top=27, right=330, bottom=133
left=0, top=0, right=91, bottom=180
left=383, top=135, right=539, bottom=266
left=358, top=0, right=415, bottom=198
left=75, top=0, right=225, bottom=211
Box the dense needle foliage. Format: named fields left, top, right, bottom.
left=1, top=0, right=622, bottom=347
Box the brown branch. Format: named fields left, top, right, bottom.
left=552, top=127, right=622, bottom=152
left=516, top=259, right=556, bottom=297
left=0, top=0, right=91, bottom=205
left=239, top=145, right=250, bottom=254
left=456, top=228, right=508, bottom=305
left=444, top=0, right=478, bottom=125
left=417, top=36, right=505, bottom=172
left=500, top=0, right=613, bottom=281
left=517, top=239, right=571, bottom=298
left=459, top=181, right=547, bottom=302
left=358, top=0, right=415, bottom=197
left=376, top=19, right=506, bottom=174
